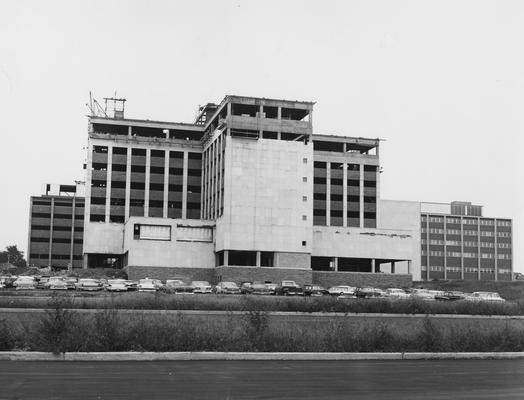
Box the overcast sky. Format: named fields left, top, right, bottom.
left=1, top=0, right=522, bottom=272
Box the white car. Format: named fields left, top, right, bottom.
left=191, top=281, right=213, bottom=294
left=410, top=288, right=436, bottom=301
left=75, top=278, right=103, bottom=291
left=14, top=276, right=37, bottom=290
left=465, top=292, right=505, bottom=303
left=47, top=277, right=68, bottom=290
left=385, top=288, right=410, bottom=299
left=106, top=279, right=128, bottom=292
left=328, top=285, right=356, bottom=297
left=138, top=278, right=162, bottom=292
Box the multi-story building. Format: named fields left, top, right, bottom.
left=28, top=94, right=513, bottom=283
left=420, top=201, right=513, bottom=281
left=82, top=95, right=421, bottom=286
left=27, top=183, right=85, bottom=269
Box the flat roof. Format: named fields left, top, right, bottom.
left=89, top=116, right=204, bottom=130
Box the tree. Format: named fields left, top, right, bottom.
left=0, top=245, right=27, bottom=268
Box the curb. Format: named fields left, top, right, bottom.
left=1, top=351, right=524, bottom=361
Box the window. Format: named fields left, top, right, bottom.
left=302, top=177, right=307, bottom=182
left=303, top=158, right=308, bottom=164
left=302, top=196, right=307, bottom=202
left=302, top=215, right=307, bottom=221
left=133, top=224, right=171, bottom=241
left=302, top=241, right=307, bottom=246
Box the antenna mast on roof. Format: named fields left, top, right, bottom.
left=104, top=92, right=126, bottom=119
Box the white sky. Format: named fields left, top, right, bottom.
left=1, top=0, right=522, bottom=271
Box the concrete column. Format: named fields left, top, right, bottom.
left=326, top=164, right=331, bottom=226
left=425, top=216, right=430, bottom=280
left=128, top=126, right=132, bottom=137
left=443, top=217, right=447, bottom=279
left=48, top=198, right=54, bottom=267
left=223, top=250, right=229, bottom=267
left=164, top=129, right=169, bottom=139
left=477, top=218, right=481, bottom=281
left=69, top=197, right=76, bottom=270
left=227, top=102, right=231, bottom=118
left=256, top=251, right=261, bottom=267
left=182, top=151, right=188, bottom=219
left=371, top=258, right=376, bottom=273
left=277, top=106, right=281, bottom=120
left=342, top=163, right=347, bottom=228
left=460, top=216, right=465, bottom=280
left=494, top=220, right=498, bottom=281
left=407, top=260, right=412, bottom=275
left=105, top=146, right=112, bottom=223
left=391, top=261, right=395, bottom=274
left=333, top=257, right=338, bottom=272
left=217, top=135, right=222, bottom=217
left=144, top=148, right=151, bottom=217
left=124, top=147, right=131, bottom=222
left=163, top=153, right=169, bottom=218
left=259, top=104, right=263, bottom=118
left=359, top=164, right=364, bottom=228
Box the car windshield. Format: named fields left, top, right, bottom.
left=222, top=282, right=237, bottom=288
left=282, top=281, right=296, bottom=286
left=192, top=281, right=209, bottom=286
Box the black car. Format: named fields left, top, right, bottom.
left=354, top=287, right=385, bottom=299
left=303, top=284, right=329, bottom=296
left=275, top=280, right=303, bottom=296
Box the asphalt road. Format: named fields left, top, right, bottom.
left=1, top=360, right=523, bottom=399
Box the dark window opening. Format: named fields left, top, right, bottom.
left=330, top=194, right=343, bottom=201
left=111, top=180, right=126, bottom=189
left=131, top=165, right=146, bottom=173
left=150, top=166, right=164, bottom=174
left=330, top=178, right=343, bottom=186
left=131, top=148, right=146, bottom=156
left=263, top=106, right=278, bottom=119
left=364, top=196, right=376, bottom=203
left=149, top=200, right=163, bottom=208
left=93, top=146, right=108, bottom=154
left=130, top=182, right=145, bottom=190
left=170, top=129, right=202, bottom=141
left=149, top=183, right=164, bottom=191
left=92, top=124, right=128, bottom=136
left=90, top=197, right=106, bottom=205
left=313, top=141, right=344, bottom=152
left=364, top=165, right=378, bottom=172
left=260, top=252, right=274, bottom=267
left=113, top=147, right=128, bottom=155
left=338, top=257, right=372, bottom=272
left=187, top=185, right=201, bottom=193
left=347, top=179, right=360, bottom=187
left=92, top=163, right=107, bottom=171
left=364, top=180, right=376, bottom=188
left=281, top=107, right=309, bottom=121
left=314, top=161, right=327, bottom=168
left=169, top=184, right=183, bottom=192
left=231, top=129, right=259, bottom=139
left=90, top=214, right=105, bottom=222
left=169, top=167, right=183, bottom=175
left=347, top=195, right=360, bottom=202
left=91, top=180, right=106, bottom=188
left=151, top=150, right=165, bottom=158
left=262, top=131, right=278, bottom=139
left=110, top=215, right=124, bottom=223
left=130, top=199, right=144, bottom=207
left=311, top=256, right=333, bottom=271
left=188, top=153, right=202, bottom=161
left=112, top=164, right=127, bottom=172
left=110, top=198, right=125, bottom=206
left=348, top=164, right=360, bottom=171
left=170, top=151, right=184, bottom=159
left=314, top=193, right=326, bottom=200
left=131, top=126, right=165, bottom=139
left=231, top=103, right=258, bottom=117
left=280, top=132, right=304, bottom=141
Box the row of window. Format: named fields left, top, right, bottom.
left=423, top=250, right=512, bottom=259
left=30, top=253, right=83, bottom=260
left=422, top=216, right=511, bottom=227
left=31, top=237, right=83, bottom=244
left=422, top=266, right=510, bottom=274
left=422, top=228, right=511, bottom=238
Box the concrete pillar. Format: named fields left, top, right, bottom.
left=259, top=104, right=263, bottom=118
left=371, top=258, right=376, bottom=273
left=460, top=216, right=465, bottom=280
left=164, top=129, right=169, bottom=139
left=277, top=106, right=281, bottom=120
left=477, top=217, right=481, bottom=281
left=256, top=251, right=261, bottom=267
left=342, top=163, right=347, bottom=228
left=144, top=148, right=151, bottom=217
left=407, top=260, right=412, bottom=275
left=375, top=164, right=380, bottom=227
left=69, top=197, right=76, bottom=270
left=326, top=164, right=331, bottom=226
left=391, top=261, right=395, bottom=274
left=124, top=147, right=131, bottom=222
left=128, top=126, right=132, bottom=137
left=443, top=217, right=447, bottom=279
left=223, top=250, right=229, bottom=267
left=163, top=152, right=169, bottom=218
left=105, top=146, right=112, bottom=223
left=227, top=102, right=231, bottom=118
left=333, top=257, right=338, bottom=272
left=494, top=220, right=498, bottom=281
left=182, top=151, right=188, bottom=219
left=48, top=197, right=54, bottom=268
left=359, top=164, right=364, bottom=228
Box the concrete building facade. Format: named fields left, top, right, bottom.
left=28, top=94, right=512, bottom=283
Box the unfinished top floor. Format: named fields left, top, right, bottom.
left=421, top=201, right=487, bottom=217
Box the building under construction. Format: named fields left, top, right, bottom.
left=27, top=95, right=513, bottom=283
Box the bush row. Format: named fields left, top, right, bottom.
left=1, top=297, right=524, bottom=353
left=1, top=293, right=524, bottom=316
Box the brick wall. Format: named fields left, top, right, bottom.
left=215, top=266, right=313, bottom=286
left=126, top=266, right=214, bottom=283
left=313, top=271, right=412, bottom=289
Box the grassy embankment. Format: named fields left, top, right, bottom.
left=1, top=296, right=524, bottom=353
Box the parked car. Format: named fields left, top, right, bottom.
left=409, top=288, right=436, bottom=301
left=74, top=278, right=103, bottom=291
left=14, top=276, right=37, bottom=290
left=138, top=278, right=162, bottom=292
left=65, top=277, right=78, bottom=290
left=250, top=282, right=273, bottom=295
left=303, top=284, right=329, bottom=297
left=47, top=277, right=68, bottom=290
left=240, top=282, right=253, bottom=295
left=275, top=280, right=303, bottom=296
left=328, top=285, right=356, bottom=297
left=214, top=281, right=241, bottom=295
left=465, top=292, right=505, bottom=303
left=435, top=291, right=465, bottom=301
left=191, top=281, right=213, bottom=294
left=355, top=287, right=385, bottom=299
left=164, top=279, right=194, bottom=294
left=384, top=288, right=410, bottom=299
left=106, top=279, right=128, bottom=292
left=1, top=276, right=17, bottom=289
left=263, top=283, right=277, bottom=295
left=124, top=280, right=138, bottom=291
left=36, top=276, right=51, bottom=289
left=0, top=277, right=7, bottom=289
